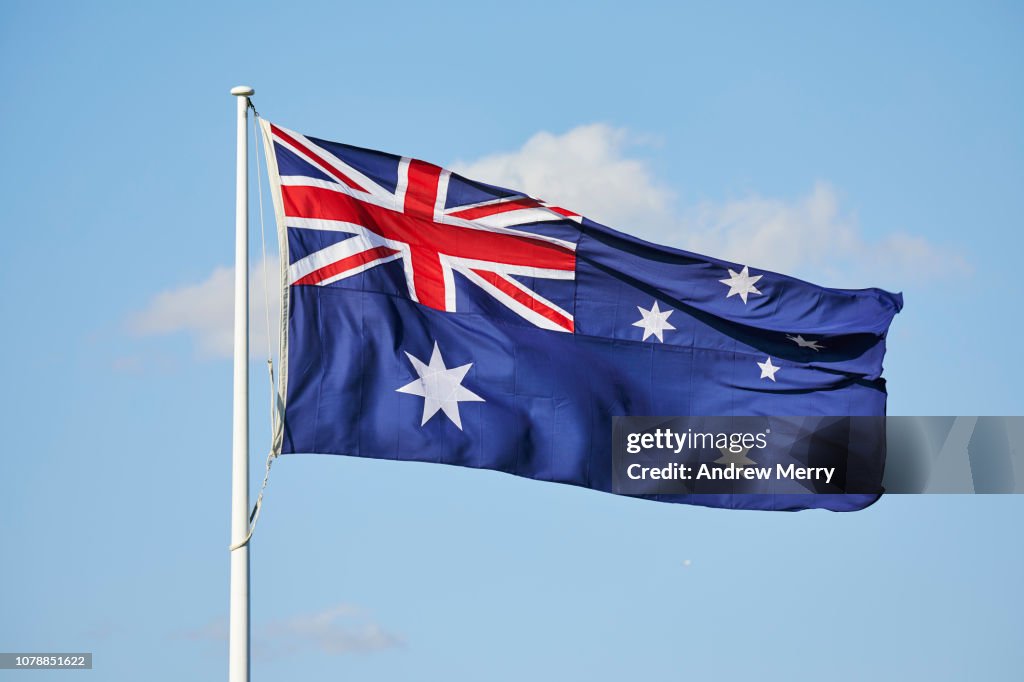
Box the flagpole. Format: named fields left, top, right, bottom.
left=228, top=84, right=254, bottom=682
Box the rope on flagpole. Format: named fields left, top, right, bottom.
left=250, top=100, right=275, bottom=382
left=229, top=442, right=275, bottom=551
left=230, top=99, right=280, bottom=553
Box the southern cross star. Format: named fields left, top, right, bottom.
left=757, top=357, right=780, bottom=381
left=786, top=334, right=825, bottom=351
left=633, top=301, right=676, bottom=342
left=719, top=265, right=763, bottom=303
left=396, top=342, right=484, bottom=430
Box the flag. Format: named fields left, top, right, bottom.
left=260, top=120, right=902, bottom=512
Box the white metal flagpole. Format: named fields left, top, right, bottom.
left=228, top=84, right=254, bottom=682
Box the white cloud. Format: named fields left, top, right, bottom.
left=132, top=124, right=969, bottom=357
left=453, top=123, right=674, bottom=231
left=261, top=603, right=403, bottom=656
left=678, top=182, right=971, bottom=287
left=129, top=255, right=280, bottom=359
left=683, top=182, right=856, bottom=275
left=456, top=125, right=970, bottom=290
left=179, top=603, right=403, bottom=659
left=178, top=617, right=228, bottom=642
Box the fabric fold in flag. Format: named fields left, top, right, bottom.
left=261, top=120, right=903, bottom=512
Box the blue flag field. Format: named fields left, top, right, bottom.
left=261, top=120, right=903, bottom=512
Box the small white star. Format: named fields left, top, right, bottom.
left=632, top=301, right=676, bottom=342
left=757, top=357, right=780, bottom=381
left=719, top=265, right=763, bottom=303
left=786, top=334, right=825, bottom=351
left=396, top=342, right=484, bottom=430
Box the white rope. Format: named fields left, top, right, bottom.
left=252, top=103, right=276, bottom=390
left=230, top=100, right=281, bottom=553
left=229, top=442, right=276, bottom=552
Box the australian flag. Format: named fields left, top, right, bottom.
left=260, top=120, right=903, bottom=512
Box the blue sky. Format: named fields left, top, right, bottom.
left=1, top=1, right=1022, bottom=680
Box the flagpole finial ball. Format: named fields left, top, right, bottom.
left=231, top=86, right=255, bottom=97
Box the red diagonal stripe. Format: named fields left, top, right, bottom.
left=544, top=205, right=579, bottom=218
left=271, top=124, right=368, bottom=193
left=471, top=269, right=574, bottom=332
left=293, top=245, right=399, bottom=286
left=448, top=197, right=543, bottom=220
left=282, top=185, right=576, bottom=271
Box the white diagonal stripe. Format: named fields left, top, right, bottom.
left=288, top=232, right=404, bottom=283
left=271, top=124, right=392, bottom=202
left=459, top=207, right=572, bottom=229
left=454, top=265, right=573, bottom=333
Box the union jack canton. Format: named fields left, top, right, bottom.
left=265, top=122, right=581, bottom=333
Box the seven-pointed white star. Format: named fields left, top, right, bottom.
left=396, top=342, right=484, bottom=430
left=633, top=301, right=676, bottom=342
left=757, top=357, right=780, bottom=381
left=786, top=334, right=825, bottom=351
left=719, top=265, right=763, bottom=303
